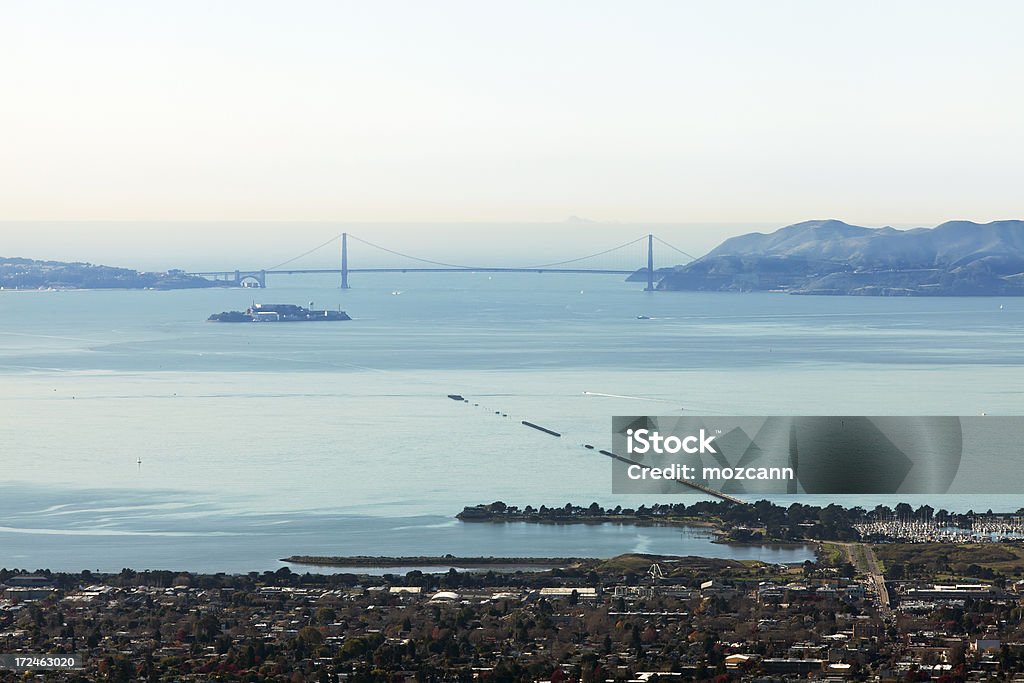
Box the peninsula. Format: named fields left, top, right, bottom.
left=457, top=499, right=1024, bottom=545
left=658, top=219, right=1024, bottom=296
left=0, top=256, right=225, bottom=290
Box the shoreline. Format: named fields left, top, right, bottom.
left=457, top=510, right=720, bottom=530
left=457, top=514, right=812, bottom=549
left=282, top=555, right=592, bottom=568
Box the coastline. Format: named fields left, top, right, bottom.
left=459, top=516, right=718, bottom=528
left=282, top=555, right=590, bottom=568
left=456, top=509, right=816, bottom=550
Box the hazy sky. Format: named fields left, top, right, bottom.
left=1, top=1, right=1022, bottom=266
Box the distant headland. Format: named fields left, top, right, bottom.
left=0, top=256, right=230, bottom=290
left=656, top=219, right=1024, bottom=296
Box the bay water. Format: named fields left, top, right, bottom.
left=2, top=273, right=1023, bottom=572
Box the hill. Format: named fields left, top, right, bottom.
left=658, top=219, right=1024, bottom=295
left=0, top=256, right=226, bottom=290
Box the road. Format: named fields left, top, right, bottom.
left=830, top=541, right=891, bottom=617
left=861, top=543, right=891, bottom=616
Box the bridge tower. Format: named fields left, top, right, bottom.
left=233, top=270, right=266, bottom=288
left=645, top=233, right=655, bottom=291
left=340, top=232, right=350, bottom=289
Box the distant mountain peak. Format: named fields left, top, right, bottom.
left=660, top=219, right=1024, bottom=296
left=786, top=218, right=859, bottom=229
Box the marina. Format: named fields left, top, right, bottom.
left=855, top=516, right=1024, bottom=543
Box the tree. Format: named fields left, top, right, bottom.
left=192, top=613, right=221, bottom=643
left=873, top=504, right=893, bottom=520
left=297, top=626, right=324, bottom=646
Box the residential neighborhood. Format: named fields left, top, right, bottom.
left=3, top=541, right=1024, bottom=682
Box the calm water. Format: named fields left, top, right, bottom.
left=2, top=273, right=1023, bottom=571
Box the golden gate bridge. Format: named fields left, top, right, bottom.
left=188, top=232, right=697, bottom=290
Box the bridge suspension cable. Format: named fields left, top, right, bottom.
left=345, top=234, right=482, bottom=270
left=343, top=233, right=653, bottom=271
left=653, top=235, right=699, bottom=262
left=254, top=229, right=694, bottom=277
left=517, top=235, right=649, bottom=269
left=265, top=233, right=343, bottom=271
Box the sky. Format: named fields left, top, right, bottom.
left=1, top=1, right=1022, bottom=268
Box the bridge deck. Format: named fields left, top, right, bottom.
left=190, top=267, right=637, bottom=276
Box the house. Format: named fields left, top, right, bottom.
left=725, top=653, right=758, bottom=670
